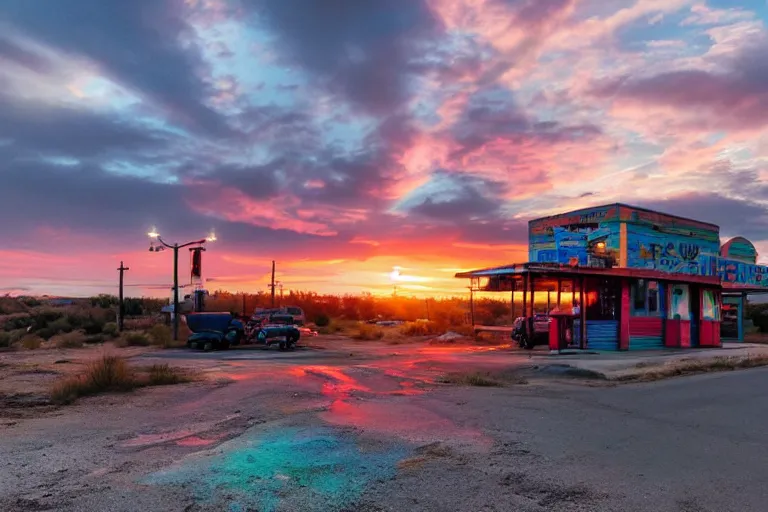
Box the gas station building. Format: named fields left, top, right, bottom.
left=456, top=204, right=765, bottom=351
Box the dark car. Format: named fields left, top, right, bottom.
left=511, top=314, right=550, bottom=349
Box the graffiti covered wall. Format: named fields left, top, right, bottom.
left=621, top=206, right=721, bottom=277
left=528, top=205, right=621, bottom=267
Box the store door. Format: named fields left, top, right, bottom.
left=690, top=287, right=700, bottom=348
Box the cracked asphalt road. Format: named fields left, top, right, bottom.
left=1, top=341, right=767, bottom=511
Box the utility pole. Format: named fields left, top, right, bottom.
left=173, top=244, right=180, bottom=341
left=270, top=260, right=276, bottom=307
left=117, top=261, right=129, bottom=332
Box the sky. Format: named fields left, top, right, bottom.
left=1, top=0, right=768, bottom=298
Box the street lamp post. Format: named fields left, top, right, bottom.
left=148, top=229, right=216, bottom=341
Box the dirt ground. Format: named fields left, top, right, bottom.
left=2, top=336, right=767, bottom=511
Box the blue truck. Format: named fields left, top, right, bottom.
left=185, top=312, right=301, bottom=351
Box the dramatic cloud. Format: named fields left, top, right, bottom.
left=1, top=0, right=767, bottom=296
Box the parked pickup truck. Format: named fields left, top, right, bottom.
left=185, top=312, right=244, bottom=351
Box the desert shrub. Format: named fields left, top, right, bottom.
left=20, top=297, right=41, bottom=307
left=54, top=331, right=85, bottom=349
left=3, top=315, right=33, bottom=331
left=314, top=313, right=331, bottom=327
left=20, top=334, right=44, bottom=350
left=118, top=331, right=152, bottom=347
left=145, top=364, right=190, bottom=385
left=148, top=324, right=171, bottom=345
left=400, top=321, right=446, bottom=337
left=8, top=329, right=27, bottom=344
left=102, top=322, right=119, bottom=338
left=84, top=334, right=107, bottom=344
left=0, top=331, right=11, bottom=348
left=317, top=321, right=343, bottom=335
left=50, top=355, right=135, bottom=404
left=353, top=323, right=384, bottom=340
left=124, top=316, right=158, bottom=331
left=36, top=316, right=73, bottom=340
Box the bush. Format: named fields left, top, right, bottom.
left=50, top=356, right=194, bottom=404
left=400, top=321, right=446, bottom=337
left=353, top=323, right=384, bottom=340
left=50, top=355, right=135, bottom=404
left=20, top=335, right=44, bottom=350
left=36, top=316, right=73, bottom=340
left=118, top=331, right=151, bottom=347
left=8, top=329, right=27, bottom=344
left=102, top=322, right=119, bottom=338
left=0, top=331, right=11, bottom=348
left=148, top=324, right=173, bottom=347
left=314, top=313, right=331, bottom=327
left=55, top=331, right=85, bottom=349
left=146, top=364, right=190, bottom=385
left=84, top=334, right=107, bottom=344
left=3, top=315, right=33, bottom=331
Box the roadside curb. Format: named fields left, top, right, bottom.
left=541, top=353, right=768, bottom=383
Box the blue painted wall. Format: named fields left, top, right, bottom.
left=529, top=205, right=621, bottom=266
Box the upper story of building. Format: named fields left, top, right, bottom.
left=528, top=203, right=765, bottom=290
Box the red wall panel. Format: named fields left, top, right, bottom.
left=665, top=319, right=680, bottom=347
left=628, top=317, right=663, bottom=336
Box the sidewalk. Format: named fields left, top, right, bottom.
left=531, top=343, right=768, bottom=380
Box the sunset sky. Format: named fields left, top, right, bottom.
left=1, top=0, right=767, bottom=298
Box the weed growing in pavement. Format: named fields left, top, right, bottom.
left=438, top=370, right=528, bottom=387
left=50, top=355, right=194, bottom=404
left=146, top=364, right=192, bottom=385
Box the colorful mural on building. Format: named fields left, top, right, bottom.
left=622, top=206, right=720, bottom=277
left=528, top=205, right=621, bottom=267
left=720, top=237, right=758, bottom=264
left=528, top=203, right=768, bottom=290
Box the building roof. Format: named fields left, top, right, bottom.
left=455, top=262, right=722, bottom=286
left=528, top=203, right=720, bottom=231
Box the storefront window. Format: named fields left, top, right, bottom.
left=586, top=277, right=619, bottom=320
left=702, top=290, right=719, bottom=321
left=668, top=284, right=690, bottom=321
left=631, top=280, right=660, bottom=316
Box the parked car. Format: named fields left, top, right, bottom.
left=511, top=314, right=551, bottom=349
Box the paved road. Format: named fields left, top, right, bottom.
left=1, top=352, right=766, bottom=512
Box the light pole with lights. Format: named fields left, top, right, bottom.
left=148, top=228, right=216, bottom=341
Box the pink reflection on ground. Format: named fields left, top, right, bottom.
left=321, top=399, right=489, bottom=447
left=176, top=435, right=221, bottom=447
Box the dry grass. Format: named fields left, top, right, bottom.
left=616, top=355, right=768, bottom=382
left=50, top=355, right=194, bottom=404
left=51, top=355, right=134, bottom=404
left=53, top=330, right=85, bottom=349
left=145, top=363, right=191, bottom=385
left=438, top=370, right=529, bottom=387
left=20, top=335, right=44, bottom=350
left=353, top=323, right=385, bottom=341
left=116, top=331, right=152, bottom=347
